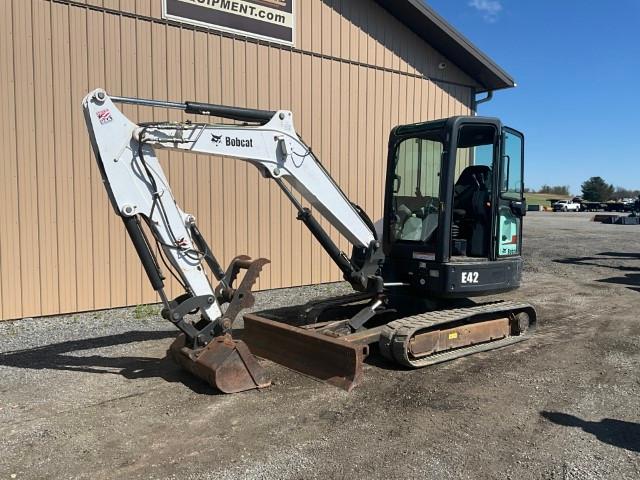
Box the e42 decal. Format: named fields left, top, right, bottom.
left=461, top=272, right=479, bottom=284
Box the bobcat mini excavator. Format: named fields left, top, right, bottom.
left=83, top=88, right=536, bottom=393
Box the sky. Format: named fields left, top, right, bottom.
left=426, top=0, right=640, bottom=194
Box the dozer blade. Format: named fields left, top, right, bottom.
left=169, top=333, right=271, bottom=394
left=242, top=313, right=368, bottom=392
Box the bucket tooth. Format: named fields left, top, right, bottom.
left=169, top=334, right=271, bottom=394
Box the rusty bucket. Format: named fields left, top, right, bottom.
left=169, top=333, right=271, bottom=394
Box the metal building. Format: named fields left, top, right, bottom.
left=0, top=0, right=514, bottom=320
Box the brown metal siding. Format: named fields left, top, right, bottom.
left=0, top=0, right=475, bottom=320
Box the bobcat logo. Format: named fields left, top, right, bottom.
left=211, top=134, right=223, bottom=145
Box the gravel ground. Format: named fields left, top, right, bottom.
left=1, top=212, right=639, bottom=479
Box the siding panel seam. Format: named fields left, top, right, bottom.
left=46, top=0, right=477, bottom=91
left=10, top=1, right=24, bottom=317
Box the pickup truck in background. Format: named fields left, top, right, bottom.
left=553, top=200, right=581, bottom=212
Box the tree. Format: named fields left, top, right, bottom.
left=581, top=177, right=614, bottom=202
left=539, top=185, right=570, bottom=196
left=613, top=186, right=640, bottom=200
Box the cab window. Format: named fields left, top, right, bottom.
left=390, top=135, right=443, bottom=247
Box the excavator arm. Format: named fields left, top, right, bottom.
left=82, top=88, right=383, bottom=392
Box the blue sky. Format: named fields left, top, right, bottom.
left=426, top=0, right=640, bottom=194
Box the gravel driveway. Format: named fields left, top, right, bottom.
left=1, top=212, right=639, bottom=479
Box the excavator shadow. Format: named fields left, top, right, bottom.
left=553, top=251, right=640, bottom=293
left=541, top=411, right=640, bottom=453
left=597, top=273, right=640, bottom=292
left=0, top=330, right=221, bottom=395
left=597, top=251, right=640, bottom=259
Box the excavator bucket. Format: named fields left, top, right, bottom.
left=168, top=256, right=272, bottom=394
left=242, top=314, right=368, bottom=391
left=169, top=333, right=271, bottom=394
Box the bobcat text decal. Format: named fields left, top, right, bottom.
left=211, top=134, right=254, bottom=148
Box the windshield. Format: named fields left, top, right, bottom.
left=389, top=133, right=443, bottom=247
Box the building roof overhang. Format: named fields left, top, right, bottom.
left=375, top=0, right=516, bottom=92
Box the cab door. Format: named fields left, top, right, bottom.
left=496, top=128, right=526, bottom=257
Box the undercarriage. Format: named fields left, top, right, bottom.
left=242, top=293, right=536, bottom=390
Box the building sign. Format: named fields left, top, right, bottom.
left=163, top=0, right=295, bottom=46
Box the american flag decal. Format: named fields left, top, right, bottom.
left=97, top=108, right=113, bottom=124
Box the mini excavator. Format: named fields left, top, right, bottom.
left=82, top=88, right=536, bottom=393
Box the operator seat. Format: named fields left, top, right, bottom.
left=394, top=202, right=439, bottom=245
left=453, top=165, right=491, bottom=256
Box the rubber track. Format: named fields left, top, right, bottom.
left=379, top=301, right=537, bottom=368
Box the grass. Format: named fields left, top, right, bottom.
left=525, top=193, right=572, bottom=208
left=133, top=304, right=159, bottom=320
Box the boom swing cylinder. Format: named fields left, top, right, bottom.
left=83, top=88, right=536, bottom=393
